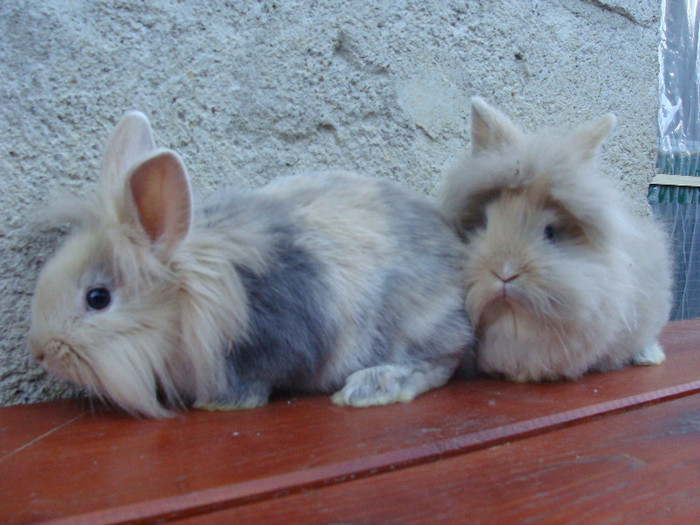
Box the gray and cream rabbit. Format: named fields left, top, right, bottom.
left=28, top=111, right=475, bottom=417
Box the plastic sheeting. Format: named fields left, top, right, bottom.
left=650, top=0, right=700, bottom=319
left=657, top=0, right=700, bottom=176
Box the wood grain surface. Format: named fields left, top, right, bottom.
left=1, top=319, right=699, bottom=524
left=177, top=394, right=700, bottom=524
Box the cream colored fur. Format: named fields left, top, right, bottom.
left=29, top=112, right=473, bottom=416
left=440, top=98, right=672, bottom=382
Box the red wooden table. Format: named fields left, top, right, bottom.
left=1, top=320, right=699, bottom=524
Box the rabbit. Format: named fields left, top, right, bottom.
left=27, top=111, right=475, bottom=417
left=439, top=97, right=672, bottom=383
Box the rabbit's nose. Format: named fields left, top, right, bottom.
left=493, top=262, right=520, bottom=283
left=28, top=335, right=46, bottom=362
left=30, top=346, right=46, bottom=363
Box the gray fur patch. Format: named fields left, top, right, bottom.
left=224, top=220, right=336, bottom=399
left=195, top=175, right=475, bottom=407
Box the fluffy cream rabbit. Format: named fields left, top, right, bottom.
left=441, top=98, right=672, bottom=382
left=28, top=111, right=475, bottom=417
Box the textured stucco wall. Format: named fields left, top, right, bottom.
left=0, top=0, right=660, bottom=406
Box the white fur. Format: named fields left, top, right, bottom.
left=440, top=98, right=672, bottom=382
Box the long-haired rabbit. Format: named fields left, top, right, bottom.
left=28, top=111, right=475, bottom=417
left=440, top=98, right=671, bottom=382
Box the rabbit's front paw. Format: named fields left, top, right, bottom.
left=631, top=342, right=666, bottom=366
left=332, top=363, right=451, bottom=407
left=195, top=381, right=270, bottom=411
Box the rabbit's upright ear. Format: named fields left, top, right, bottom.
left=102, top=111, right=156, bottom=190
left=470, top=97, right=523, bottom=155
left=127, top=149, right=192, bottom=258
left=571, top=113, right=616, bottom=161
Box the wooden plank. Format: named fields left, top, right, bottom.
left=176, top=393, right=700, bottom=524
left=0, top=400, right=86, bottom=461
left=40, top=381, right=700, bottom=525
left=0, top=319, right=699, bottom=524
left=651, top=173, right=700, bottom=187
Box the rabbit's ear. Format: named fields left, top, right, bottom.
left=470, top=97, right=522, bottom=155
left=127, top=149, right=192, bottom=258
left=102, top=111, right=156, bottom=188
left=571, top=114, right=616, bottom=161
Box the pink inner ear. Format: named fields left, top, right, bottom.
left=129, top=151, right=192, bottom=249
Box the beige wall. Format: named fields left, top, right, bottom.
left=0, top=0, right=660, bottom=405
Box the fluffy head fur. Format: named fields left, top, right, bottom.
left=29, top=112, right=474, bottom=416
left=28, top=112, right=199, bottom=417
left=440, top=98, right=672, bottom=382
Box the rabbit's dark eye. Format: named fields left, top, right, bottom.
left=544, top=224, right=557, bottom=242
left=86, top=287, right=111, bottom=311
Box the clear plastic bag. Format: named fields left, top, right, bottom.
left=650, top=0, right=700, bottom=319
left=656, top=0, right=700, bottom=177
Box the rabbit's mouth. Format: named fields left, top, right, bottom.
left=480, top=277, right=525, bottom=313
left=473, top=282, right=559, bottom=333
left=473, top=293, right=518, bottom=331
left=474, top=267, right=569, bottom=326
left=31, top=338, right=99, bottom=390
